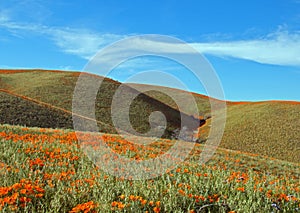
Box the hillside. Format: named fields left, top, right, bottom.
left=0, top=91, right=72, bottom=129
left=126, top=83, right=211, bottom=117
left=0, top=69, right=299, bottom=163
left=221, top=101, right=300, bottom=163
left=0, top=69, right=202, bottom=140
left=127, top=85, right=300, bottom=163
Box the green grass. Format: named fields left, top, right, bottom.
left=0, top=124, right=299, bottom=212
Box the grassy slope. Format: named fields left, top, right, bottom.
left=221, top=102, right=300, bottom=163
left=0, top=70, right=201, bottom=139
left=128, top=84, right=300, bottom=163
left=126, top=83, right=211, bottom=116
left=0, top=69, right=299, bottom=163
left=0, top=91, right=73, bottom=129
left=0, top=70, right=78, bottom=110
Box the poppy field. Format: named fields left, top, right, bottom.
left=0, top=124, right=299, bottom=212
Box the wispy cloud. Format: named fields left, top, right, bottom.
left=1, top=13, right=300, bottom=67
left=192, top=31, right=300, bottom=66
left=88, top=32, right=300, bottom=68
left=49, top=29, right=125, bottom=59
left=0, top=13, right=125, bottom=59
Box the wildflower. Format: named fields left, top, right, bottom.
left=178, top=189, right=185, bottom=196
left=70, top=201, right=97, bottom=213
left=29, top=158, right=44, bottom=169
left=237, top=187, right=245, bottom=192
left=129, top=195, right=136, bottom=201
left=111, top=201, right=118, bottom=207
left=0, top=187, right=11, bottom=196
left=140, top=199, right=147, bottom=205
left=19, top=197, right=31, bottom=203
left=153, top=206, right=160, bottom=213
left=35, top=193, right=44, bottom=198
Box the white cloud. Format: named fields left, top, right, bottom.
left=191, top=31, right=300, bottom=66
left=48, top=28, right=125, bottom=59
left=0, top=14, right=125, bottom=59
left=88, top=32, right=300, bottom=68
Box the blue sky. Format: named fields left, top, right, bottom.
left=1, top=0, right=300, bottom=101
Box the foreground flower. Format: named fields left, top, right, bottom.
left=69, top=201, right=97, bottom=213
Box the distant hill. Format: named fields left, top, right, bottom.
left=0, top=69, right=299, bottom=163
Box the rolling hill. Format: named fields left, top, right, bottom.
left=128, top=84, right=300, bottom=163
left=0, top=69, right=202, bottom=140
left=0, top=69, right=299, bottom=163
left=221, top=101, right=300, bottom=163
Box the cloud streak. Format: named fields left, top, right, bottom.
left=0, top=13, right=125, bottom=59
left=49, top=29, right=125, bottom=59
left=0, top=14, right=300, bottom=66
left=87, top=33, right=300, bottom=68
left=192, top=31, right=300, bottom=66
